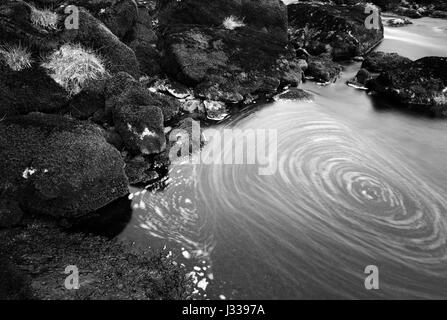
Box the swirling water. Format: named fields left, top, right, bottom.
left=120, top=18, right=447, bottom=299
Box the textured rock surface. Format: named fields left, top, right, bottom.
left=113, top=104, right=166, bottom=155
left=0, top=65, right=68, bottom=117
left=367, top=57, right=447, bottom=116
left=0, top=113, right=129, bottom=218
left=306, top=54, right=343, bottom=83
left=0, top=220, right=192, bottom=300
left=157, top=0, right=302, bottom=102
left=0, top=198, right=24, bottom=228
left=362, top=51, right=413, bottom=73
left=160, top=26, right=302, bottom=102
left=288, top=2, right=384, bottom=60
left=0, top=0, right=59, bottom=54
left=105, top=72, right=180, bottom=122
left=159, top=0, right=288, bottom=42
left=60, top=7, right=139, bottom=77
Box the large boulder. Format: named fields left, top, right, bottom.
left=59, top=7, right=139, bottom=77
left=367, top=57, right=447, bottom=116
left=158, top=0, right=301, bottom=102
left=0, top=65, right=68, bottom=117
left=31, top=0, right=139, bottom=41
left=362, top=51, right=413, bottom=73
left=160, top=26, right=302, bottom=102
left=288, top=2, right=384, bottom=60
left=0, top=113, right=129, bottom=219
left=74, top=0, right=138, bottom=40
left=159, top=0, right=288, bottom=42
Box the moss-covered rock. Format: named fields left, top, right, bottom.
left=159, top=0, right=288, bottom=42
left=160, top=26, right=302, bottom=102
left=362, top=51, right=413, bottom=73
left=0, top=65, right=68, bottom=117
left=288, top=2, right=384, bottom=60
left=105, top=72, right=180, bottom=122
left=113, top=104, right=166, bottom=155
left=306, top=54, right=343, bottom=83
left=0, top=220, right=192, bottom=300
left=367, top=56, right=447, bottom=116
left=0, top=113, right=129, bottom=219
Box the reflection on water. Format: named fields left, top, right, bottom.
left=120, top=18, right=447, bottom=299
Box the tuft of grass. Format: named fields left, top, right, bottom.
left=0, top=44, right=33, bottom=71
left=222, top=15, right=246, bottom=30
left=41, top=44, right=108, bottom=96
left=30, top=5, right=59, bottom=30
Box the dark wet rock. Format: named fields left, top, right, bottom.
left=306, top=54, right=343, bottom=83
left=151, top=91, right=181, bottom=122
left=369, top=0, right=400, bottom=11
left=104, top=127, right=124, bottom=150
left=0, top=259, right=33, bottom=300
left=132, top=44, right=162, bottom=77
left=355, top=68, right=372, bottom=85
left=157, top=0, right=300, bottom=102
left=68, top=195, right=132, bottom=238
left=367, top=56, right=447, bottom=116
left=384, top=0, right=447, bottom=19
left=68, top=79, right=107, bottom=120
left=131, top=2, right=158, bottom=45
left=105, top=72, right=180, bottom=122
left=431, top=10, right=447, bottom=19
left=0, top=220, right=192, bottom=299
left=159, top=0, right=288, bottom=42
left=105, top=71, right=137, bottom=97
left=59, top=7, right=139, bottom=77
left=125, top=156, right=159, bottom=185
left=0, top=65, right=68, bottom=118
left=129, top=3, right=160, bottom=76
left=0, top=198, right=24, bottom=228
left=0, top=1, right=59, bottom=55
left=274, top=88, right=314, bottom=102
left=0, top=113, right=129, bottom=219
left=347, top=68, right=371, bottom=89
left=288, top=2, right=384, bottom=60
left=113, top=104, right=166, bottom=155
left=35, top=0, right=139, bottom=40
left=393, top=6, right=422, bottom=18
left=80, top=0, right=139, bottom=41
left=362, top=52, right=413, bottom=73
left=160, top=26, right=301, bottom=102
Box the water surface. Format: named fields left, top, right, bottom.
left=120, top=18, right=447, bottom=299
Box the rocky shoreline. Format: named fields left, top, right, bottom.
left=1, top=0, right=446, bottom=299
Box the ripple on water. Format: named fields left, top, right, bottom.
left=195, top=102, right=447, bottom=298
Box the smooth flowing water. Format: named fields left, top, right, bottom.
left=120, top=18, right=447, bottom=299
